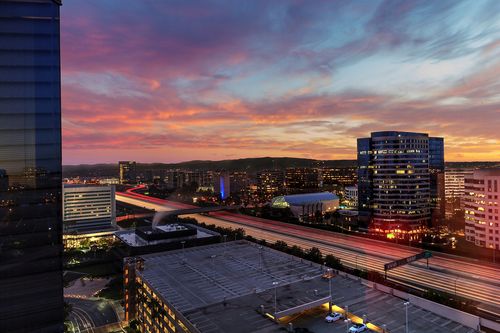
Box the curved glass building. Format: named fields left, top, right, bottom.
left=357, top=131, right=444, bottom=234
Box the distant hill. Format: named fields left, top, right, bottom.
left=445, top=161, right=500, bottom=169
left=62, top=157, right=357, bottom=178
left=62, top=158, right=500, bottom=178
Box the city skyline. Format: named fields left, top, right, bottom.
left=61, top=0, right=500, bottom=164
left=2, top=2, right=500, bottom=332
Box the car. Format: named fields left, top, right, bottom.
left=349, top=323, right=367, bottom=332
left=325, top=312, right=343, bottom=322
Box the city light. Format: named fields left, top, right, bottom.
left=1, top=1, right=499, bottom=332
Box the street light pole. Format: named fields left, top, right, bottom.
left=327, top=268, right=333, bottom=312
left=404, top=301, right=410, bottom=333
left=181, top=241, right=186, bottom=262
left=344, top=318, right=351, bottom=333
left=272, top=281, right=279, bottom=317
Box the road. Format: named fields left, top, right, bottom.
left=66, top=297, right=120, bottom=333
left=116, top=189, right=500, bottom=317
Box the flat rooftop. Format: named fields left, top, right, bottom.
left=116, top=224, right=217, bottom=247
left=138, top=241, right=323, bottom=313
left=136, top=241, right=478, bottom=333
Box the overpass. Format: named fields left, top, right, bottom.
left=152, top=205, right=241, bottom=226
left=158, top=205, right=240, bottom=216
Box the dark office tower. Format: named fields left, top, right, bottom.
left=357, top=137, right=372, bottom=212
left=119, top=160, right=137, bottom=184
left=0, top=1, right=64, bottom=332
left=429, top=137, right=445, bottom=228
left=357, top=132, right=444, bottom=234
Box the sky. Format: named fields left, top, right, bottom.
left=61, top=0, right=500, bottom=164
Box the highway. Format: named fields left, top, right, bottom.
left=116, top=189, right=500, bottom=315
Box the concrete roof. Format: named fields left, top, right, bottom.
left=136, top=241, right=476, bottom=333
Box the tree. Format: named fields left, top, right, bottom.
left=233, top=228, right=245, bottom=240
left=324, top=254, right=343, bottom=269
left=290, top=245, right=304, bottom=257
left=63, top=301, right=73, bottom=320
left=274, top=240, right=288, bottom=252
left=314, top=210, right=323, bottom=223
left=245, top=235, right=256, bottom=243
left=305, top=247, right=323, bottom=263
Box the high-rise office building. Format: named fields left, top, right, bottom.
left=357, top=131, right=444, bottom=234
left=256, top=169, right=284, bottom=195
left=285, top=167, right=320, bottom=192
left=320, top=167, right=357, bottom=187
left=229, top=171, right=249, bottom=194
left=119, top=160, right=137, bottom=184
left=445, top=168, right=473, bottom=217
left=429, top=137, right=445, bottom=227
left=464, top=169, right=500, bottom=249
left=0, top=1, right=64, bottom=332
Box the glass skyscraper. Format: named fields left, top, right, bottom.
left=357, top=131, right=444, bottom=234
left=0, top=1, right=63, bottom=332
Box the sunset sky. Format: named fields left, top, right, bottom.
left=61, top=0, right=500, bottom=165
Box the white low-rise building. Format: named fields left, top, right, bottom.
left=344, top=185, right=358, bottom=209
left=271, top=192, right=339, bottom=220
left=63, top=184, right=116, bottom=233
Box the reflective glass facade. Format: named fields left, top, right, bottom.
left=357, top=132, right=444, bottom=232
left=429, top=137, right=445, bottom=227
left=0, top=1, right=63, bottom=332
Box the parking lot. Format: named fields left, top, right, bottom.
left=282, top=275, right=477, bottom=333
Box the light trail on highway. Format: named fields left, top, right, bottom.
left=116, top=190, right=500, bottom=313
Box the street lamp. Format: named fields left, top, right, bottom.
left=404, top=301, right=410, bottom=333
left=344, top=318, right=351, bottom=333
left=210, top=254, right=216, bottom=270
left=327, top=268, right=333, bottom=312
left=272, top=281, right=279, bottom=316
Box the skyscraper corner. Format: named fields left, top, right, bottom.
left=0, top=0, right=64, bottom=332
